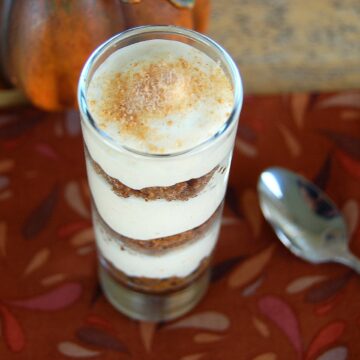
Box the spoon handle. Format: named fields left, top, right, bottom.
left=337, top=252, right=360, bottom=274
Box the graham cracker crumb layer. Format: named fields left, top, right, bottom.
left=93, top=201, right=223, bottom=253
left=86, top=146, right=218, bottom=201
left=100, top=255, right=211, bottom=294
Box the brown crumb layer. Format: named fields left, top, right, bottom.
left=93, top=201, right=223, bottom=253
left=85, top=146, right=218, bottom=201
left=100, top=255, right=211, bottom=294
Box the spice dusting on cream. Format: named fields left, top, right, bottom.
left=87, top=39, right=233, bottom=154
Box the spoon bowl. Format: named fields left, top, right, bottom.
left=257, top=167, right=360, bottom=272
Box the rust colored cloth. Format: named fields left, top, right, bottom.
left=0, top=92, right=359, bottom=359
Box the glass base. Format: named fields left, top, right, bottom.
left=99, top=265, right=210, bottom=322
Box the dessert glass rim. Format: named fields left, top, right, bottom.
left=78, top=25, right=243, bottom=159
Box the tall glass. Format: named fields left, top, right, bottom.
left=78, top=26, right=243, bottom=321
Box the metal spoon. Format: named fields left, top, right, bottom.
left=257, top=167, right=360, bottom=273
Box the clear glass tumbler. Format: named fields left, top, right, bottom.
left=78, top=26, right=243, bottom=321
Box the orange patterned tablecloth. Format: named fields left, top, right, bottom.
left=0, top=92, right=359, bottom=360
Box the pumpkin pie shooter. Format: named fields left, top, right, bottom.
left=78, top=26, right=243, bottom=321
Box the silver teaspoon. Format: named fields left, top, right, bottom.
left=257, top=167, right=360, bottom=273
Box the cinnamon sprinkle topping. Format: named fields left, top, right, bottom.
left=88, top=56, right=232, bottom=151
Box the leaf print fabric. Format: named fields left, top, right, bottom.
left=306, top=321, right=345, bottom=360
left=228, top=245, right=275, bottom=288
left=0, top=304, right=25, bottom=353
left=22, top=186, right=59, bottom=239
left=0, top=91, right=359, bottom=358
left=7, top=282, right=82, bottom=310
left=258, top=296, right=302, bottom=357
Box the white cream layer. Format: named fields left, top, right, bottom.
left=94, top=215, right=221, bottom=279
left=82, top=120, right=236, bottom=190
left=87, top=39, right=233, bottom=155
left=86, top=156, right=229, bottom=240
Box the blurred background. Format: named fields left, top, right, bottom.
left=210, top=0, right=360, bottom=93
left=0, top=0, right=359, bottom=110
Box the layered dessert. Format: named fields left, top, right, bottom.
left=82, top=39, right=235, bottom=294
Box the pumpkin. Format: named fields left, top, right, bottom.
left=0, top=0, right=210, bottom=111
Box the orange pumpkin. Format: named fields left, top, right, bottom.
left=1, top=0, right=210, bottom=111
